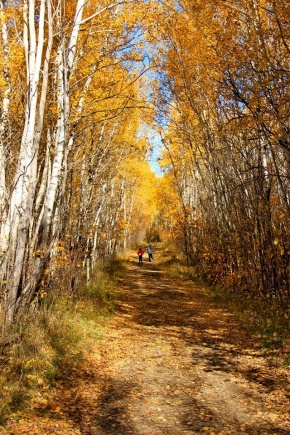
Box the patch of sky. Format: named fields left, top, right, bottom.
left=147, top=129, right=164, bottom=177
left=111, top=2, right=170, bottom=176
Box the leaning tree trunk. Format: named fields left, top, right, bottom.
left=2, top=0, right=48, bottom=329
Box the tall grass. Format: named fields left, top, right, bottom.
left=0, top=259, right=119, bottom=426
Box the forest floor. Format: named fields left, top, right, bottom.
left=3, top=246, right=290, bottom=435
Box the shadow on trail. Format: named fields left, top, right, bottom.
left=92, top=378, right=137, bottom=435
left=30, top=249, right=289, bottom=435
left=116, top=255, right=258, bottom=360
left=44, top=367, right=139, bottom=435
left=116, top=255, right=250, bottom=352
left=112, top=252, right=290, bottom=435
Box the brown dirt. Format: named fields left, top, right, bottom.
left=4, top=247, right=290, bottom=434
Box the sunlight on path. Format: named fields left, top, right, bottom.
left=6, top=248, right=290, bottom=435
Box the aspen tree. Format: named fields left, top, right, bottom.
left=1, top=0, right=145, bottom=330
left=0, top=0, right=10, bottom=255
left=153, top=0, right=290, bottom=302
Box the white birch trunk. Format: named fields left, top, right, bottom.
left=30, top=130, right=52, bottom=255
left=0, top=1, right=10, bottom=257
left=2, top=0, right=127, bottom=329
left=39, top=0, right=86, bottom=245
left=3, top=0, right=48, bottom=327
left=123, top=187, right=135, bottom=249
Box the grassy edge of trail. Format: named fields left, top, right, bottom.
left=135, top=242, right=290, bottom=369
left=209, top=285, right=290, bottom=368
left=0, top=256, right=127, bottom=428
left=160, top=245, right=290, bottom=370
left=1, top=245, right=289, bottom=428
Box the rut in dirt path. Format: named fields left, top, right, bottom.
left=6, top=247, right=290, bottom=435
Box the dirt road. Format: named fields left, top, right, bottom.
left=6, top=248, right=290, bottom=434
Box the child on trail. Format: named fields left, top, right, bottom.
left=147, top=244, right=153, bottom=262
left=137, top=247, right=144, bottom=266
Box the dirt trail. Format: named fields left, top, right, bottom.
left=6, top=247, right=290, bottom=434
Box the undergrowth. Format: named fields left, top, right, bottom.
left=160, top=243, right=290, bottom=369
left=0, top=258, right=120, bottom=426
left=194, top=279, right=290, bottom=369
left=160, top=247, right=192, bottom=281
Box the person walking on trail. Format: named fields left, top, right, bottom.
left=147, top=244, right=153, bottom=262
left=137, top=247, right=144, bottom=266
